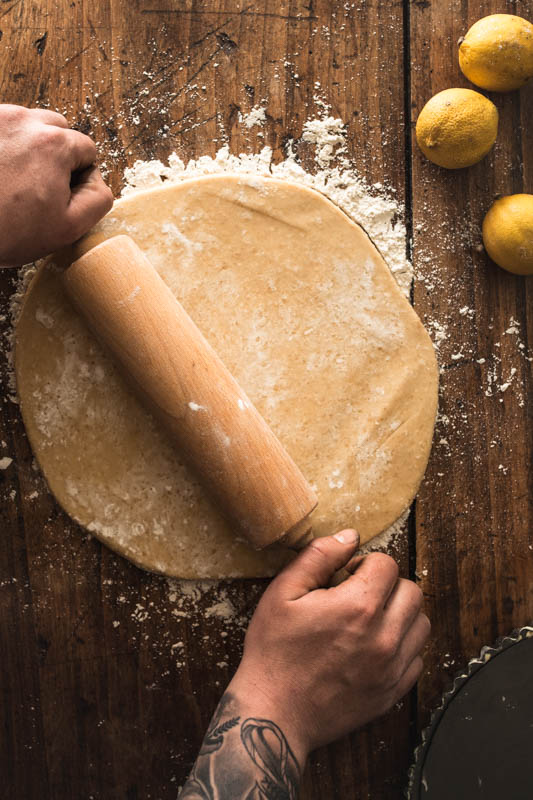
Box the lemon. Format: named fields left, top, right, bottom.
left=459, top=14, right=533, bottom=92
left=482, top=194, right=533, bottom=275
left=415, top=88, right=498, bottom=169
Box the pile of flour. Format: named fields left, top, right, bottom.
left=121, top=116, right=412, bottom=299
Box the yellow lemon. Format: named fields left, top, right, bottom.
left=415, top=88, right=498, bottom=169
left=459, top=14, right=533, bottom=92
left=482, top=194, right=533, bottom=275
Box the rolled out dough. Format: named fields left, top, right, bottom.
left=15, top=175, right=438, bottom=579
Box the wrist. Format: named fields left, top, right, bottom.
left=227, top=670, right=311, bottom=769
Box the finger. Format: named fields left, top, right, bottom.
left=65, top=166, right=114, bottom=241
left=65, top=129, right=98, bottom=172
left=384, top=578, right=424, bottom=632
left=391, top=654, right=424, bottom=703
left=336, top=552, right=399, bottom=609
left=271, top=530, right=360, bottom=600
left=30, top=108, right=69, bottom=128
left=395, top=612, right=431, bottom=673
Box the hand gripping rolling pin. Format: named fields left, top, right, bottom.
left=63, top=234, right=318, bottom=554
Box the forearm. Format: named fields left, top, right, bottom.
left=179, top=533, right=429, bottom=797
left=179, top=687, right=306, bottom=800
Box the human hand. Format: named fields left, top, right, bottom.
left=0, top=104, right=113, bottom=266
left=227, top=530, right=430, bottom=764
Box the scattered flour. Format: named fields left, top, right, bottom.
left=5, top=264, right=37, bottom=401
left=205, top=598, right=237, bottom=620
left=122, top=115, right=413, bottom=296
left=301, top=116, right=347, bottom=168
left=238, top=105, right=267, bottom=129
left=360, top=509, right=409, bottom=555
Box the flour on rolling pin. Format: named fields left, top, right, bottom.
left=116, top=285, right=142, bottom=306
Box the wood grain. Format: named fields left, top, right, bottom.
left=410, top=0, right=533, bottom=728
left=0, top=0, right=531, bottom=798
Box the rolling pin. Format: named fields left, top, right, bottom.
left=63, top=234, right=318, bottom=552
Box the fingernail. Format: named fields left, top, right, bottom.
left=334, top=529, right=358, bottom=544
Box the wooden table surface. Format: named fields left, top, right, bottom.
left=1, top=1, right=532, bottom=797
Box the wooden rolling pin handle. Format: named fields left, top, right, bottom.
left=63, top=235, right=318, bottom=551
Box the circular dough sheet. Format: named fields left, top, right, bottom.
left=15, top=175, right=438, bottom=579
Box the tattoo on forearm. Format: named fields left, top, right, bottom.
left=179, top=692, right=301, bottom=799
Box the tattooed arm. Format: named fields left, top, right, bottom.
left=180, top=530, right=430, bottom=799
left=180, top=691, right=302, bottom=800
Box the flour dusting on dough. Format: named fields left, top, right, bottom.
left=117, top=136, right=418, bottom=555
left=121, top=115, right=413, bottom=297
left=11, top=116, right=421, bottom=588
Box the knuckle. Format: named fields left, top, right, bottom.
left=50, top=111, right=68, bottom=127
left=369, top=552, right=399, bottom=577
left=396, top=577, right=423, bottom=609
left=307, top=539, right=331, bottom=562
left=260, top=581, right=283, bottom=609
left=374, top=633, right=396, bottom=662
left=70, top=214, right=90, bottom=242
left=81, top=134, right=97, bottom=156
left=377, top=694, right=397, bottom=718
left=386, top=661, right=404, bottom=688
left=401, top=656, right=424, bottom=692
left=407, top=580, right=424, bottom=608
left=351, top=595, right=379, bottom=623
left=101, top=184, right=114, bottom=212
left=38, top=124, right=66, bottom=149
left=249, top=594, right=273, bottom=622
left=2, top=103, right=26, bottom=121
left=413, top=655, right=424, bottom=676
left=59, top=212, right=85, bottom=244
left=420, top=612, right=431, bottom=638
left=401, top=657, right=424, bottom=697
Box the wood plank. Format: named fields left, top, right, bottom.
left=1, top=0, right=413, bottom=797
left=410, top=0, right=533, bottom=729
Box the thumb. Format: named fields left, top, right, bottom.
left=272, top=529, right=360, bottom=600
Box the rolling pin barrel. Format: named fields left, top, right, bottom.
left=63, top=235, right=317, bottom=550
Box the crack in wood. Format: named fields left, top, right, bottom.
left=33, top=31, right=48, bottom=56
left=215, top=30, right=238, bottom=53
left=192, top=16, right=236, bottom=47
left=167, top=111, right=218, bottom=136
left=0, top=0, right=22, bottom=20
left=141, top=8, right=318, bottom=21
left=88, top=16, right=108, bottom=62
